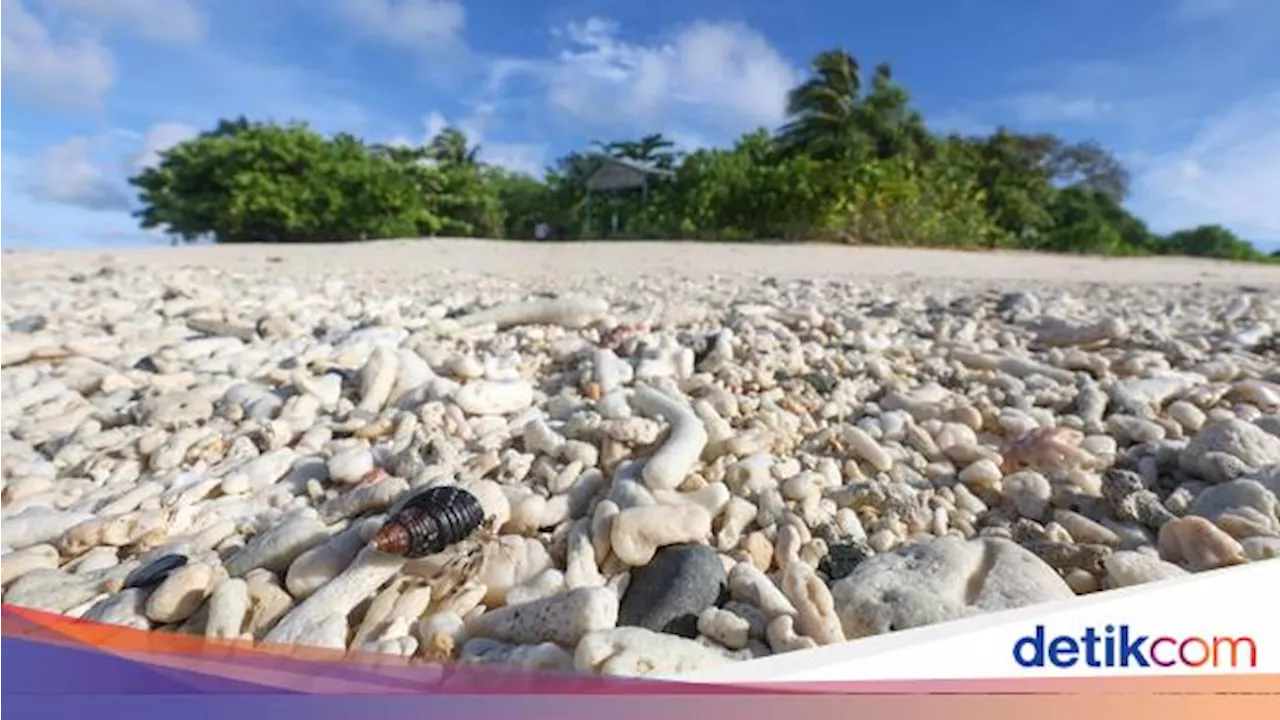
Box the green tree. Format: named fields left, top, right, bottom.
left=124, top=45, right=1272, bottom=264
left=433, top=163, right=504, bottom=237
left=852, top=63, right=936, bottom=162
left=777, top=52, right=932, bottom=166
left=1161, top=224, right=1262, bottom=261
left=130, top=120, right=441, bottom=243
left=1035, top=186, right=1144, bottom=255
left=949, top=129, right=1057, bottom=244
left=776, top=49, right=864, bottom=161
left=485, top=168, right=552, bottom=239
left=427, top=126, right=480, bottom=166
left=593, top=133, right=681, bottom=169
left=540, top=151, right=605, bottom=238
left=1040, top=138, right=1130, bottom=202
left=992, top=133, right=1130, bottom=202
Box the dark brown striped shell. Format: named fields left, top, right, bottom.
left=371, top=486, right=485, bottom=558
left=122, top=553, right=188, bottom=590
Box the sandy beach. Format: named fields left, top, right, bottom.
left=4, top=239, right=1278, bottom=288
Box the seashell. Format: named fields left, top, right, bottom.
left=371, top=486, right=486, bottom=558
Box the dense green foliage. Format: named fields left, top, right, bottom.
left=129, top=50, right=1271, bottom=261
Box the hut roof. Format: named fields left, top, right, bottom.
left=584, top=155, right=675, bottom=192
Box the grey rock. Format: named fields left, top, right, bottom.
left=7, top=314, right=47, bottom=334
left=1247, top=465, right=1280, bottom=497
left=137, top=391, right=214, bottom=429
left=1256, top=414, right=1280, bottom=438
left=1180, top=419, right=1280, bottom=484
left=831, top=535, right=1073, bottom=639
left=1098, top=517, right=1156, bottom=550
left=617, top=543, right=726, bottom=638
left=1188, top=479, right=1278, bottom=528
left=82, top=588, right=153, bottom=630
left=1101, top=469, right=1176, bottom=528
left=1102, top=550, right=1188, bottom=588
left=997, top=292, right=1041, bottom=321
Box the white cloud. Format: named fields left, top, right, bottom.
left=663, top=130, right=713, bottom=153
left=24, top=136, right=132, bottom=211
left=1, top=0, right=115, bottom=111
left=1011, top=92, right=1111, bottom=123
left=537, top=18, right=799, bottom=135
left=423, top=111, right=450, bottom=140
left=1129, top=90, right=1280, bottom=244
left=1, top=0, right=207, bottom=113
left=339, top=0, right=465, bottom=48
left=418, top=108, right=487, bottom=144
left=480, top=143, right=547, bottom=176
left=15, top=121, right=200, bottom=216
left=365, top=17, right=796, bottom=159
left=386, top=110, right=544, bottom=175
left=127, top=122, right=201, bottom=172
left=38, top=0, right=206, bottom=43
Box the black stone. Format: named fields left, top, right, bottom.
left=820, top=542, right=872, bottom=581
left=689, top=334, right=715, bottom=368
left=123, top=554, right=188, bottom=590
left=618, top=544, right=726, bottom=638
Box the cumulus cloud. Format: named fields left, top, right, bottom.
left=38, top=0, right=206, bottom=43
left=1129, top=90, right=1280, bottom=244
left=127, top=122, right=201, bottom=172
left=1, top=0, right=115, bottom=111
left=390, top=109, right=481, bottom=147
left=24, top=136, right=132, bottom=211
left=17, top=121, right=203, bottom=215
left=400, top=109, right=543, bottom=174
left=339, top=0, right=465, bottom=47
left=536, top=18, right=799, bottom=135
left=360, top=17, right=796, bottom=158
left=423, top=110, right=451, bottom=140
left=2, top=0, right=207, bottom=112
left=480, top=143, right=548, bottom=176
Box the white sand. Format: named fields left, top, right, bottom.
left=4, top=239, right=1278, bottom=288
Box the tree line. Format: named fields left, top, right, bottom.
left=130, top=49, right=1274, bottom=262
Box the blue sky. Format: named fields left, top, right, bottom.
left=3, top=0, right=1279, bottom=251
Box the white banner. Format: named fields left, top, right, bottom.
left=685, top=560, right=1279, bottom=682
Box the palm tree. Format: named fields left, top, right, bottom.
left=427, top=127, right=480, bottom=166
left=853, top=62, right=936, bottom=162
left=591, top=133, right=681, bottom=169
left=776, top=51, right=935, bottom=164
left=775, top=49, right=862, bottom=160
